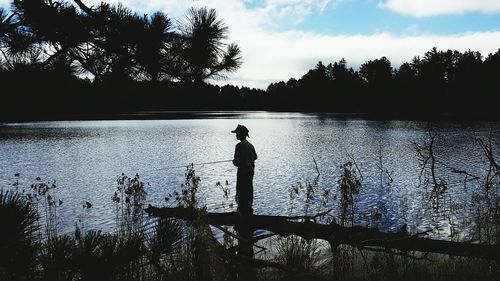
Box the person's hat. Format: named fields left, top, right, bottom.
left=231, top=124, right=249, bottom=136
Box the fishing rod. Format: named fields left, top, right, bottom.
left=145, top=159, right=233, bottom=173
left=2, top=159, right=234, bottom=181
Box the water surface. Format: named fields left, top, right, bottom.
left=1, top=112, right=498, bottom=239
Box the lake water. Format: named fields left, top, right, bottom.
left=1, top=111, right=499, bottom=240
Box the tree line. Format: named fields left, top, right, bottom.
left=267, top=47, right=500, bottom=118
left=1, top=1, right=499, bottom=120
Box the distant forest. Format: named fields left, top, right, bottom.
left=267, top=48, right=500, bottom=117
left=1, top=1, right=499, bottom=120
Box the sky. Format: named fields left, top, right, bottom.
left=2, top=0, right=500, bottom=89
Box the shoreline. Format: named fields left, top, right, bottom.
left=1, top=110, right=500, bottom=123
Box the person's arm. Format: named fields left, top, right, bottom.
left=233, top=144, right=241, bottom=167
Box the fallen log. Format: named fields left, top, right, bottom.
left=144, top=205, right=500, bottom=261
left=173, top=207, right=332, bottom=281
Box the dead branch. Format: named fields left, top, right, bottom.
left=210, top=223, right=267, bottom=252
left=359, top=246, right=431, bottom=261
left=476, top=136, right=500, bottom=189
left=73, top=0, right=96, bottom=15
left=347, top=152, right=364, bottom=182
left=313, top=156, right=320, bottom=177
left=145, top=205, right=500, bottom=261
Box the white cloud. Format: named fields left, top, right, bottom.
left=0, top=0, right=10, bottom=9
left=263, top=0, right=333, bottom=20
left=222, top=30, right=500, bottom=89
left=379, top=0, right=500, bottom=17
left=80, top=0, right=336, bottom=25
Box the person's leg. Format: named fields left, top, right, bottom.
left=237, top=170, right=253, bottom=214
left=248, top=170, right=254, bottom=214
left=236, top=172, right=243, bottom=212
left=236, top=171, right=256, bottom=281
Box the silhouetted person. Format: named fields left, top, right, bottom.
left=232, top=124, right=257, bottom=215
left=232, top=125, right=257, bottom=281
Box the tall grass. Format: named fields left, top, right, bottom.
left=0, top=190, right=39, bottom=281
left=0, top=168, right=198, bottom=281
left=273, top=235, right=323, bottom=280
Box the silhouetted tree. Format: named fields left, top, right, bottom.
left=449, top=50, right=483, bottom=112
left=327, top=59, right=365, bottom=112
left=175, top=7, right=242, bottom=83
left=419, top=48, right=452, bottom=107
left=360, top=56, right=392, bottom=86
left=299, top=61, right=329, bottom=110
left=9, top=0, right=86, bottom=69
left=360, top=57, right=394, bottom=113
left=1, top=1, right=242, bottom=83
left=135, top=12, right=175, bottom=82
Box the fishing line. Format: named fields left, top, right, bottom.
left=144, top=159, right=233, bottom=173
